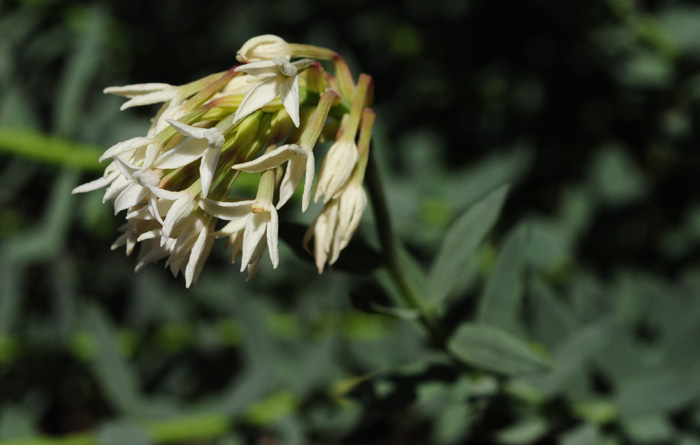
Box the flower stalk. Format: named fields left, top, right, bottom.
left=365, top=146, right=443, bottom=340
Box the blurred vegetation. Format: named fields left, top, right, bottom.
left=2, top=0, right=700, bottom=443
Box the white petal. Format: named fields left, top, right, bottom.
left=228, top=231, right=244, bottom=262
left=279, top=75, right=300, bottom=127
left=103, top=175, right=129, bottom=202
left=113, top=157, right=139, bottom=180
left=233, top=77, right=279, bottom=124
left=126, top=203, right=155, bottom=221
left=163, top=196, right=195, bottom=237
left=99, top=137, right=151, bottom=162
left=142, top=143, right=160, bottom=169
left=104, top=83, right=171, bottom=97
left=120, top=90, right=178, bottom=110
left=240, top=213, right=267, bottom=271
left=245, top=236, right=268, bottom=280
left=199, top=199, right=254, bottom=220
left=114, top=182, right=148, bottom=214
left=340, top=190, right=367, bottom=250
left=185, top=227, right=209, bottom=288
left=111, top=231, right=128, bottom=251
left=266, top=206, right=279, bottom=268
left=214, top=218, right=247, bottom=237
left=155, top=137, right=207, bottom=169
left=302, top=152, right=315, bottom=212
left=200, top=147, right=220, bottom=198
left=233, top=144, right=304, bottom=173
left=276, top=156, right=306, bottom=209
left=167, top=119, right=210, bottom=139
left=72, top=174, right=114, bottom=194
left=135, top=241, right=170, bottom=273
left=137, top=228, right=161, bottom=242
left=147, top=185, right=183, bottom=201
left=315, top=141, right=359, bottom=203
left=234, top=60, right=279, bottom=76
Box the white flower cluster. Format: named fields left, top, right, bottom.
left=74, top=35, right=376, bottom=287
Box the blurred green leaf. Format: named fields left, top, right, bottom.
left=0, top=127, right=102, bottom=172
left=87, top=306, right=178, bottom=417
left=617, top=370, right=700, bottom=417
left=244, top=391, right=298, bottom=426
left=4, top=168, right=77, bottom=262
left=0, top=88, right=40, bottom=129
left=477, top=223, right=529, bottom=333
left=429, top=185, right=509, bottom=304
left=0, top=253, right=21, bottom=337
left=659, top=6, right=700, bottom=57
left=529, top=278, right=579, bottom=351
left=525, top=319, right=613, bottom=398
left=587, top=144, right=649, bottom=206
left=621, top=414, right=674, bottom=444
left=97, top=422, right=151, bottom=445
left=615, top=50, right=673, bottom=88
left=495, top=417, right=547, bottom=445
left=432, top=402, right=471, bottom=445
left=560, top=424, right=600, bottom=445
left=0, top=407, right=36, bottom=441
left=448, top=323, right=550, bottom=376
left=53, top=7, right=105, bottom=137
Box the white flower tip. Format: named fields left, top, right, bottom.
left=236, top=34, right=290, bottom=63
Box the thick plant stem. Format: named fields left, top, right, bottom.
left=365, top=147, right=443, bottom=341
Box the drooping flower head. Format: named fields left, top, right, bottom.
left=73, top=34, right=376, bottom=286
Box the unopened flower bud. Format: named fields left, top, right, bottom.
left=236, top=34, right=291, bottom=63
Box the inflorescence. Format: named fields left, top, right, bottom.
left=73, top=35, right=376, bottom=287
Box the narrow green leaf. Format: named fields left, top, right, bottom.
left=53, top=7, right=105, bottom=137
left=525, top=319, right=613, bottom=398
left=448, top=323, right=549, bottom=376
left=4, top=169, right=78, bottom=262
left=477, top=223, right=529, bottom=332
left=87, top=306, right=177, bottom=418
left=528, top=278, right=579, bottom=350
left=87, top=306, right=144, bottom=414
left=0, top=127, right=102, bottom=172
left=429, top=185, right=509, bottom=303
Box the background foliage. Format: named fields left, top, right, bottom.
left=2, top=0, right=700, bottom=443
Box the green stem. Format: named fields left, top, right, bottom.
left=0, top=413, right=230, bottom=445
left=365, top=146, right=443, bottom=342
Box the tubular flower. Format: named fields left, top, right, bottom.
left=72, top=35, right=376, bottom=287
left=233, top=57, right=307, bottom=127
left=305, top=107, right=376, bottom=272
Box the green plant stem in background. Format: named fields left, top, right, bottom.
left=0, top=414, right=229, bottom=445
left=0, top=127, right=104, bottom=172
left=365, top=146, right=443, bottom=342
